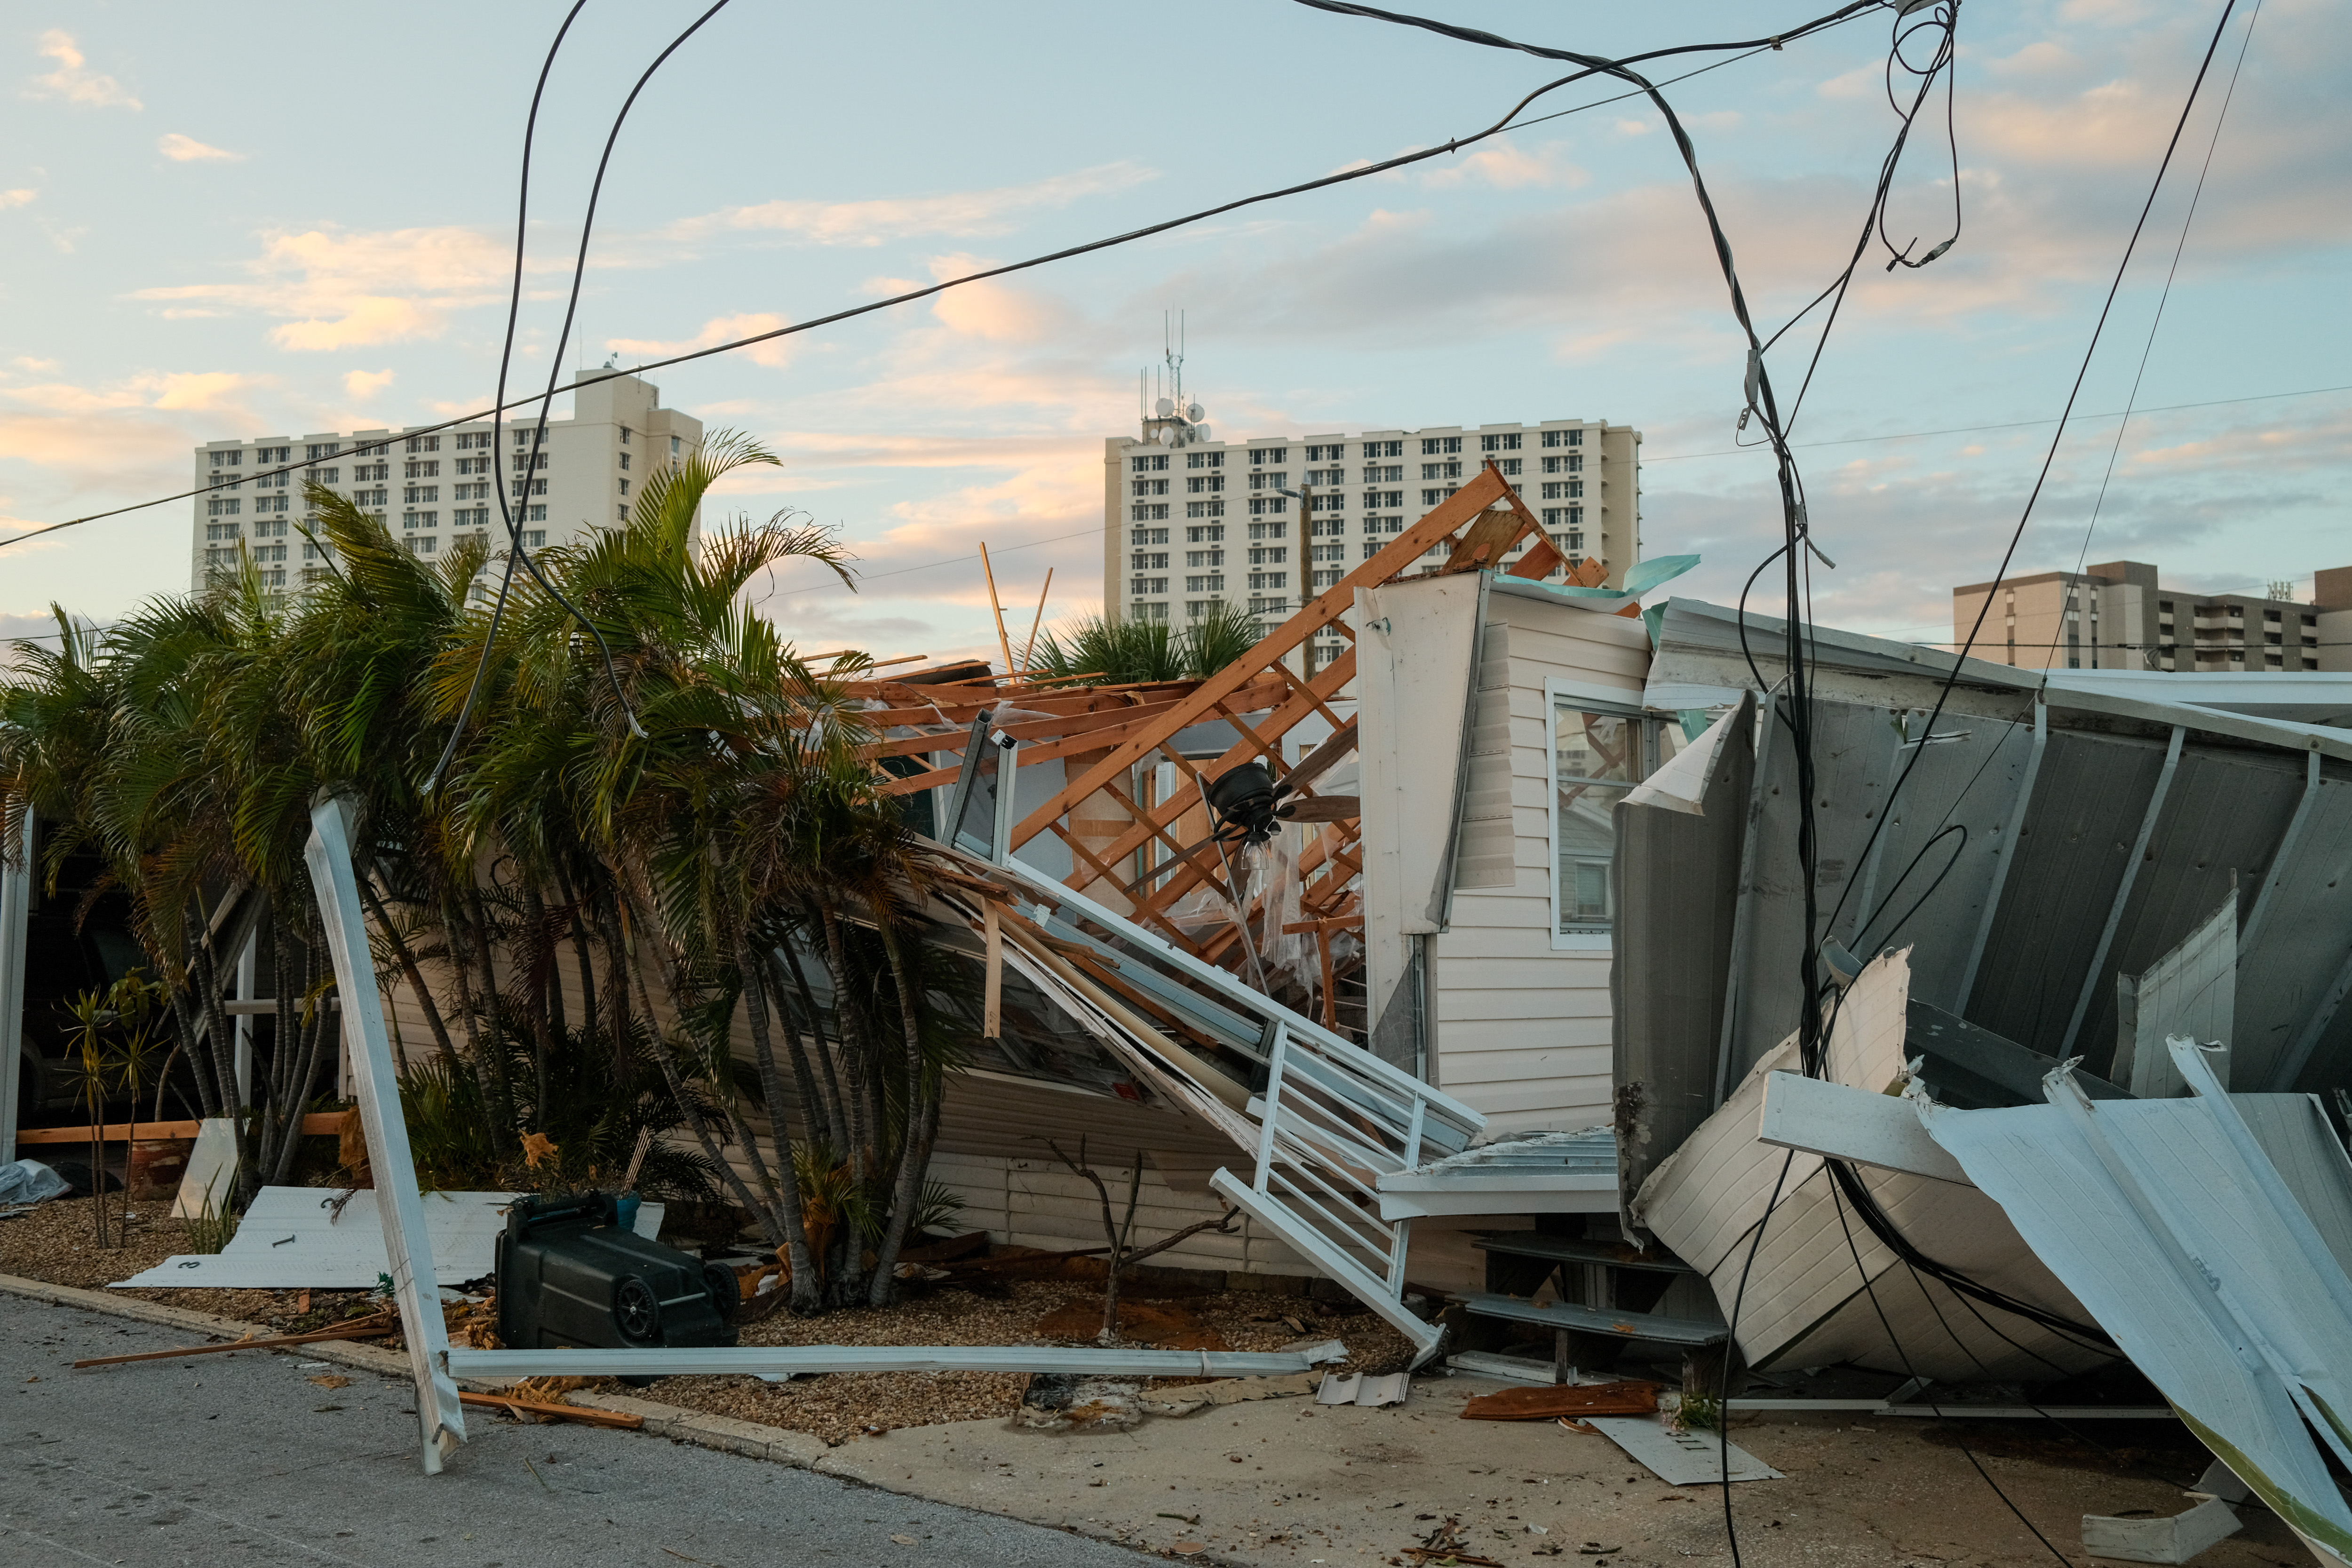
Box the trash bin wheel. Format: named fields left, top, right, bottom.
left=701, top=1261, right=740, bottom=1323
left=614, top=1276, right=662, bottom=1343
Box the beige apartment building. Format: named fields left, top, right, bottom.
left=1102, top=409, right=1640, bottom=662
left=191, top=372, right=702, bottom=595
left=1952, top=559, right=2352, bottom=673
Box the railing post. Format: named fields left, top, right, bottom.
left=1255, top=1027, right=1289, bottom=1195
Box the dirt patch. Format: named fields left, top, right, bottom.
left=1032, top=1298, right=1229, bottom=1350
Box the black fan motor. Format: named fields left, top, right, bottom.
left=1205, top=762, right=1280, bottom=845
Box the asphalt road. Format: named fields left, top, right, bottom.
left=1, top=1296, right=1143, bottom=1568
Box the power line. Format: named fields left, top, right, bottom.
left=1640, top=381, right=2352, bottom=462
left=0, top=8, right=1877, bottom=557
left=2068, top=0, right=2264, bottom=583
left=425, top=0, right=735, bottom=791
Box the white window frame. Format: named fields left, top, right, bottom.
left=1542, top=675, right=1650, bottom=952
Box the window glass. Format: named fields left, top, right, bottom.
left=1553, top=699, right=1669, bottom=934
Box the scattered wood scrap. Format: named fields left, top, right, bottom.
left=459, top=1391, right=644, bottom=1430
left=1459, top=1380, right=1662, bottom=1422
left=69, top=1314, right=397, bottom=1368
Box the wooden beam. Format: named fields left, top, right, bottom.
left=18, top=1112, right=348, bottom=1146
left=1010, top=468, right=1512, bottom=850
left=459, top=1392, right=645, bottom=1430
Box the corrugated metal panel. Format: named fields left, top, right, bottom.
left=1719, top=700, right=1900, bottom=1084
left=1840, top=712, right=2039, bottom=1014
left=1966, top=730, right=2169, bottom=1055
left=2237, top=778, right=2352, bottom=1090
left=1920, top=1051, right=2352, bottom=1561
left=2069, top=746, right=2302, bottom=1073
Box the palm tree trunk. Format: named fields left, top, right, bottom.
left=867, top=916, right=939, bottom=1306
left=776, top=934, right=852, bottom=1153
left=358, top=875, right=458, bottom=1065
left=461, top=881, right=518, bottom=1134
left=521, top=879, right=554, bottom=1128
left=623, top=942, right=780, bottom=1246
left=563, top=882, right=599, bottom=1049
left=733, top=931, right=817, bottom=1299
left=760, top=945, right=839, bottom=1154
left=814, top=905, right=872, bottom=1175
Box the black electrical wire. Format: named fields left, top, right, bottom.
left=1812, top=0, right=2245, bottom=954
left=425, top=0, right=736, bottom=795
left=1827, top=1178, right=2076, bottom=1565
left=0, top=5, right=1881, bottom=556
left=1300, top=0, right=1890, bottom=1088
left=2068, top=0, right=2264, bottom=585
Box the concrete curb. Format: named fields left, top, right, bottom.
left=0, top=1271, right=833, bottom=1468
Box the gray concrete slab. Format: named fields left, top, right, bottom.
left=0, top=1297, right=1141, bottom=1568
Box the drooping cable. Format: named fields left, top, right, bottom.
left=2067, top=0, right=2264, bottom=616
left=1818, top=0, right=2244, bottom=947
left=424, top=0, right=736, bottom=795
left=3, top=4, right=1883, bottom=554
left=1828, top=1178, right=2074, bottom=1565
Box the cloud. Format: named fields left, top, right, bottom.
left=0, top=369, right=265, bottom=419
left=157, top=132, right=241, bottom=163
left=133, top=224, right=524, bottom=350
left=25, top=29, right=140, bottom=110
left=606, top=312, right=794, bottom=370
left=343, top=369, right=396, bottom=401
left=0, top=188, right=33, bottom=209
left=1420, top=139, right=1589, bottom=192
left=922, top=255, right=1066, bottom=344
left=664, top=161, right=1158, bottom=248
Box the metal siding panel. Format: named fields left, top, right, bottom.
left=2074, top=747, right=2302, bottom=1075
left=1968, top=731, right=2168, bottom=1055
left=2237, top=783, right=2352, bottom=1090
left=1726, top=701, right=1900, bottom=1082
left=1838, top=712, right=2038, bottom=1013
left=1613, top=696, right=1753, bottom=1218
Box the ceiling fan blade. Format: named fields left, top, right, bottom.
left=1273, top=716, right=1360, bottom=800
left=1275, top=796, right=1360, bottom=823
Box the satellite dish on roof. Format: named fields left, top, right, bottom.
left=1155, top=397, right=1175, bottom=417
left=1158, top=427, right=1176, bottom=447
left=1186, top=403, right=1204, bottom=422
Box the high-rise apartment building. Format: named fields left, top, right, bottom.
left=1951, top=559, right=2352, bottom=673
left=191, top=372, right=703, bottom=594
left=1101, top=411, right=1640, bottom=653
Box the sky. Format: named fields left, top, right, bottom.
left=2, top=0, right=2346, bottom=666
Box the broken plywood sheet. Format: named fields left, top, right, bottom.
left=115, top=1186, right=665, bottom=1289
left=1589, top=1416, right=1783, bottom=1485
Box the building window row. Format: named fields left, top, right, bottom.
left=1132, top=503, right=1169, bottom=521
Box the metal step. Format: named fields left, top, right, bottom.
left=1471, top=1233, right=1696, bottom=1275
left=1458, top=1292, right=1726, bottom=1347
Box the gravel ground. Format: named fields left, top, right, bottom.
left=0, top=1196, right=378, bottom=1331
left=2, top=1196, right=1413, bottom=1444
left=648, top=1276, right=1413, bottom=1445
